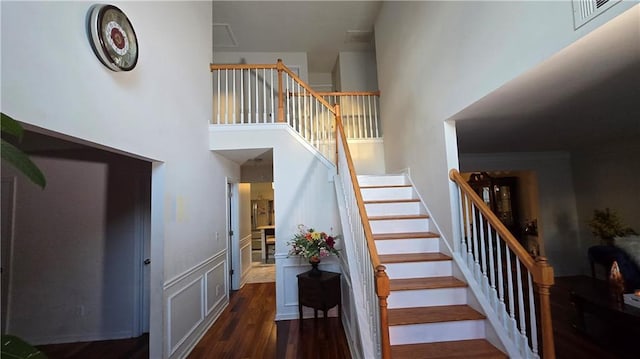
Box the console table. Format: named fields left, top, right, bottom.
left=297, top=270, right=341, bottom=329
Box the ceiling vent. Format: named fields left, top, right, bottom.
left=572, top=0, right=622, bottom=29
left=345, top=30, right=373, bottom=44
left=213, top=23, right=238, bottom=48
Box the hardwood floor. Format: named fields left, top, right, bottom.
left=37, top=334, right=149, bottom=359
left=188, top=282, right=351, bottom=359
left=36, top=276, right=633, bottom=358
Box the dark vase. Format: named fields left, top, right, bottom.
left=309, top=259, right=321, bottom=277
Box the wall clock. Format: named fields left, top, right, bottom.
left=87, top=4, right=138, bottom=71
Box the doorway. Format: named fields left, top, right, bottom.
left=1, top=130, right=151, bottom=346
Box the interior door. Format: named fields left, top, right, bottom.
left=1, top=178, right=16, bottom=334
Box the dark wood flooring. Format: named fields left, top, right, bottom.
left=36, top=276, right=634, bottom=358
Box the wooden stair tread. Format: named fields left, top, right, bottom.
left=388, top=305, right=485, bottom=326
left=368, top=214, right=429, bottom=221
left=379, top=252, right=450, bottom=263
left=360, top=184, right=412, bottom=189
left=391, top=339, right=507, bottom=358
left=390, top=276, right=467, bottom=291
left=363, top=198, right=419, bottom=204
left=373, top=231, right=439, bottom=240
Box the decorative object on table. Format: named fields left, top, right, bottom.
left=623, top=291, right=640, bottom=309
left=87, top=4, right=139, bottom=71
left=288, top=224, right=339, bottom=276
left=609, top=261, right=625, bottom=303
left=587, top=208, right=636, bottom=246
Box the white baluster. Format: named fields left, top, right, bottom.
left=516, top=257, right=527, bottom=354
left=457, top=189, right=467, bottom=258
left=465, top=195, right=474, bottom=270
left=232, top=70, right=236, bottom=124
left=496, top=234, right=507, bottom=325
left=480, top=217, right=490, bottom=293
left=471, top=205, right=481, bottom=280
left=374, top=96, right=380, bottom=137
left=367, top=95, right=373, bottom=138
left=240, top=69, right=245, bottom=123
left=528, top=272, right=539, bottom=357
left=255, top=68, right=259, bottom=122
left=487, top=225, right=497, bottom=308
left=506, top=249, right=518, bottom=340
left=248, top=69, right=252, bottom=123
left=270, top=69, right=274, bottom=123
left=216, top=69, right=221, bottom=124
left=224, top=69, right=229, bottom=124
left=262, top=68, right=267, bottom=122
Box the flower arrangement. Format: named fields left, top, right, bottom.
left=288, top=224, right=339, bottom=262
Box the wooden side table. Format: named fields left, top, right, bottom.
left=297, top=270, right=341, bottom=329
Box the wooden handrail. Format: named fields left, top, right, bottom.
left=449, top=168, right=555, bottom=358
left=290, top=91, right=381, bottom=97
left=210, top=63, right=277, bottom=70
left=280, top=65, right=335, bottom=114
left=335, top=104, right=391, bottom=358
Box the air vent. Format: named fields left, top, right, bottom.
left=572, top=0, right=622, bottom=29
left=213, top=23, right=238, bottom=48
left=345, top=30, right=373, bottom=44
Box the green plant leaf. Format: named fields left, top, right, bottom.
left=1, top=139, right=46, bottom=189
left=1, top=112, right=24, bottom=140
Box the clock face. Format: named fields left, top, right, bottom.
left=88, top=4, right=138, bottom=71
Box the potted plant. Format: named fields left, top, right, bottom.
left=587, top=208, right=636, bottom=246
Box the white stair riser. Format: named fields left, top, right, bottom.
left=384, top=261, right=452, bottom=279
left=375, top=238, right=439, bottom=254
left=364, top=201, right=422, bottom=216
left=388, top=288, right=467, bottom=308
left=361, top=187, right=415, bottom=201
left=370, top=218, right=429, bottom=233
left=389, top=320, right=486, bottom=345
left=357, top=175, right=408, bottom=187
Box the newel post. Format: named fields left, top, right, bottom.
left=375, top=265, right=391, bottom=359
left=536, top=257, right=556, bottom=359
left=276, top=59, right=285, bottom=123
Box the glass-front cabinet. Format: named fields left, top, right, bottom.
left=468, top=172, right=520, bottom=239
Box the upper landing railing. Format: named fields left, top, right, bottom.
left=210, top=60, right=381, bottom=163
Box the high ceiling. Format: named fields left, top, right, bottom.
left=452, top=5, right=640, bottom=153
left=213, top=2, right=639, bottom=154
left=213, top=1, right=381, bottom=73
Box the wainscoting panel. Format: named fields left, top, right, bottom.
left=167, top=278, right=203, bottom=354
left=164, top=250, right=228, bottom=359
left=205, top=261, right=227, bottom=316
left=240, top=234, right=252, bottom=282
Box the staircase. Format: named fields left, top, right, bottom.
left=358, top=174, right=507, bottom=358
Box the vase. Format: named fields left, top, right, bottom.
left=609, top=260, right=625, bottom=304
left=309, top=258, right=321, bottom=277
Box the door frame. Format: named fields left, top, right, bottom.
left=1, top=177, right=16, bottom=334
left=226, top=177, right=241, bottom=291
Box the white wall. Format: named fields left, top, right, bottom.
left=212, top=52, right=309, bottom=83
left=374, top=1, right=636, bottom=244
left=2, top=151, right=153, bottom=344
left=309, top=72, right=333, bottom=92
left=571, top=141, right=640, bottom=267
left=460, top=152, right=581, bottom=276
left=1, top=2, right=238, bottom=357
left=210, top=124, right=342, bottom=319
left=3, top=158, right=108, bottom=343
left=337, top=51, right=378, bottom=91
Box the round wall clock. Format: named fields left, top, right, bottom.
left=87, top=4, right=138, bottom=71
